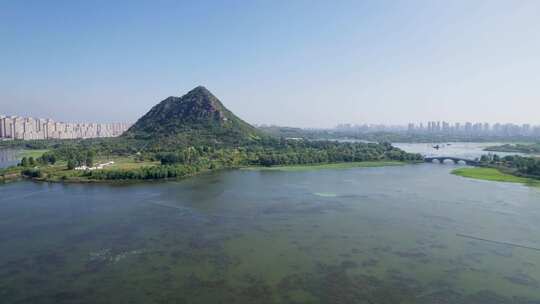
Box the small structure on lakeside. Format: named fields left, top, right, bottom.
left=75, top=161, right=115, bottom=171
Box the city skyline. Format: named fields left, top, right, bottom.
left=406, top=121, right=539, bottom=136
left=0, top=114, right=130, bottom=140
left=0, top=112, right=132, bottom=125
left=2, top=110, right=539, bottom=134
left=336, top=120, right=540, bottom=136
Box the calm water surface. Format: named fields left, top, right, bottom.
left=394, top=142, right=526, bottom=159
left=0, top=149, right=20, bottom=169
left=1, top=144, right=540, bottom=303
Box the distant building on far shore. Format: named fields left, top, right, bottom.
left=404, top=121, right=540, bottom=137
left=0, top=115, right=131, bottom=140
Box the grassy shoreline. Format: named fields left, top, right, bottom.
left=242, top=161, right=408, bottom=172
left=484, top=143, right=540, bottom=154
left=18, top=149, right=49, bottom=158
left=452, top=167, right=540, bottom=187
left=1, top=161, right=410, bottom=184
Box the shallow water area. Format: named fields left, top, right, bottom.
left=1, top=144, right=540, bottom=303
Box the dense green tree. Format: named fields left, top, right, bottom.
left=22, top=168, right=42, bottom=178
left=67, top=159, right=77, bottom=170
left=86, top=151, right=95, bottom=167
left=478, top=153, right=540, bottom=179
left=20, top=130, right=424, bottom=181
left=38, top=152, right=57, bottom=165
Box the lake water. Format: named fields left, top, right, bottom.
left=394, top=142, right=525, bottom=159
left=0, top=149, right=21, bottom=169
left=1, top=144, right=540, bottom=303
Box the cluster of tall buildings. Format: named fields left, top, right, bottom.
left=333, top=121, right=540, bottom=138
left=0, top=115, right=131, bottom=140
left=407, top=121, right=540, bottom=137
left=335, top=123, right=405, bottom=133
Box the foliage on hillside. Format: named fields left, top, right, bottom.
left=1, top=87, right=424, bottom=182
left=124, top=86, right=263, bottom=146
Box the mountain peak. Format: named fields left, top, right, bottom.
left=189, top=85, right=210, bottom=93
left=183, top=85, right=213, bottom=98
left=124, top=87, right=261, bottom=145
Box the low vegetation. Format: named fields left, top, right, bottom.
left=478, top=154, right=540, bottom=178
left=258, top=127, right=540, bottom=143
left=1, top=138, right=422, bottom=183
left=452, top=154, right=540, bottom=187
left=19, top=149, right=49, bottom=159
left=1, top=87, right=423, bottom=183
left=452, top=167, right=539, bottom=186
left=484, top=143, right=540, bottom=154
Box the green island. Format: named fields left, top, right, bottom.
left=484, top=143, right=540, bottom=154
left=0, top=87, right=423, bottom=184
left=452, top=167, right=540, bottom=186
left=452, top=154, right=540, bottom=187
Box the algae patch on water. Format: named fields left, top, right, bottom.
left=313, top=192, right=338, bottom=197
left=244, top=161, right=406, bottom=172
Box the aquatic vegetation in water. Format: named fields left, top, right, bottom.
left=504, top=272, right=539, bottom=288
left=244, top=161, right=406, bottom=172
left=2, top=165, right=540, bottom=303
left=88, top=248, right=144, bottom=264
left=313, top=192, right=337, bottom=197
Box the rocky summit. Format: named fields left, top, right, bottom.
left=124, top=86, right=261, bottom=145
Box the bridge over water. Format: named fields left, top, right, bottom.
left=424, top=156, right=479, bottom=166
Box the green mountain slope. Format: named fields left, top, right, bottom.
left=124, top=86, right=262, bottom=145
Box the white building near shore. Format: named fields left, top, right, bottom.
left=75, top=161, right=115, bottom=171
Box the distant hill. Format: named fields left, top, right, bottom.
left=124, top=86, right=262, bottom=145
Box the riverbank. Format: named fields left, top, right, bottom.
left=0, top=156, right=158, bottom=184
left=18, top=149, right=49, bottom=158
left=243, top=161, right=407, bottom=172
left=0, top=172, right=22, bottom=183
left=3, top=155, right=540, bottom=303
left=452, top=167, right=540, bottom=187
left=1, top=160, right=412, bottom=184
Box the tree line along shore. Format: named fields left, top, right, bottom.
left=2, top=87, right=539, bottom=185
left=2, top=139, right=540, bottom=186
left=0, top=138, right=423, bottom=183
left=452, top=153, right=540, bottom=187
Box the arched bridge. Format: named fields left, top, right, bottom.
left=424, top=156, right=479, bottom=166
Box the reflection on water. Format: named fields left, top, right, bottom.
left=1, top=163, right=540, bottom=303
left=0, top=149, right=20, bottom=169
left=394, top=142, right=525, bottom=159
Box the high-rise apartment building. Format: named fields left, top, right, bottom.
left=0, top=115, right=131, bottom=140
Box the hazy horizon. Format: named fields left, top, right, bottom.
left=2, top=1, right=540, bottom=128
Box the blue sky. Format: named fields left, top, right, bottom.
left=1, top=0, right=539, bottom=127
